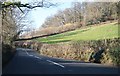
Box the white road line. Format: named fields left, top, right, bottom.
left=24, top=49, right=42, bottom=59
left=24, top=49, right=64, bottom=68
left=47, top=60, right=65, bottom=68
left=25, top=50, right=29, bottom=55
left=34, top=56, right=41, bottom=59
left=24, top=50, right=33, bottom=56
left=29, top=55, right=34, bottom=56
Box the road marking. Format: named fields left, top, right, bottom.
left=24, top=50, right=33, bottom=56
left=29, top=55, right=34, bottom=56
left=25, top=50, right=29, bottom=55
left=34, top=56, right=41, bottom=59
left=47, top=60, right=65, bottom=68
left=24, top=50, right=42, bottom=59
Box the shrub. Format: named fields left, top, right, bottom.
left=2, top=43, right=16, bottom=67
left=15, top=38, right=120, bottom=66
left=100, top=49, right=113, bottom=65
left=109, top=47, right=120, bottom=66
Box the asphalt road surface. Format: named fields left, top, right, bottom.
left=2, top=48, right=119, bottom=74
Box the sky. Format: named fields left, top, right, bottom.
left=26, top=0, right=106, bottom=29
left=7, top=0, right=118, bottom=30
left=27, top=2, right=73, bottom=29
left=6, top=0, right=75, bottom=29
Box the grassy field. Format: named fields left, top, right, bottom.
left=36, top=22, right=119, bottom=44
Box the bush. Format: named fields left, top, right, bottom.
left=2, top=43, right=16, bottom=67
left=100, top=49, right=113, bottom=65
left=15, top=38, right=120, bottom=66
left=109, top=47, right=120, bottom=66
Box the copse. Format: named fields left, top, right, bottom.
left=1, top=0, right=57, bottom=67
left=1, top=0, right=57, bottom=43
left=41, top=2, right=118, bottom=28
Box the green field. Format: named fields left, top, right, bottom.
left=36, top=22, right=119, bottom=44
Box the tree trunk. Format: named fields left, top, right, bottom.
left=117, top=2, right=120, bottom=24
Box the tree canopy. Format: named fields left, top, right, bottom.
left=1, top=0, right=57, bottom=43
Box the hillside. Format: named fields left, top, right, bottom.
left=36, top=22, right=119, bottom=44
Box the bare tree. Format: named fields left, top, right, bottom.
left=116, top=1, right=120, bottom=24
left=2, top=0, right=56, bottom=9
left=1, top=0, right=57, bottom=42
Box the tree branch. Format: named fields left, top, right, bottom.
left=1, top=1, right=56, bottom=9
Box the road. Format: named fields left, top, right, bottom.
left=2, top=48, right=119, bottom=74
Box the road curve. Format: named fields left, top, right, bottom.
left=2, top=48, right=119, bottom=74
